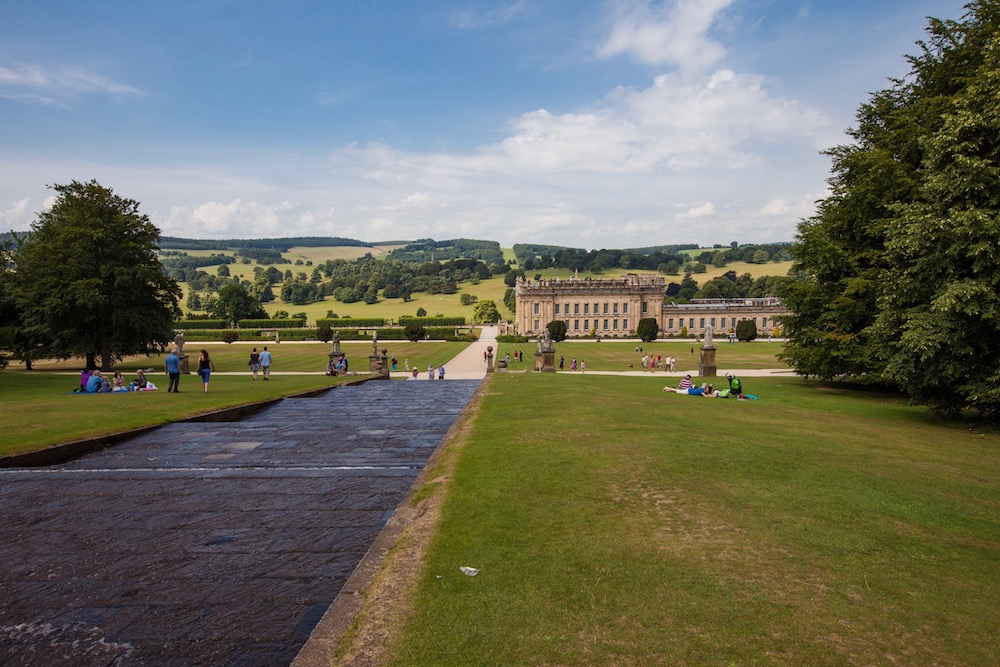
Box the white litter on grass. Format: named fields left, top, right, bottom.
left=459, top=566, right=480, bottom=576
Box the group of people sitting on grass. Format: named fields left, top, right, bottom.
left=666, top=373, right=753, bottom=399
left=326, top=353, right=349, bottom=376
left=78, top=368, right=157, bottom=393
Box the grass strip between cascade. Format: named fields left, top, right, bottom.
left=385, top=374, right=1000, bottom=666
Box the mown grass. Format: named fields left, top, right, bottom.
left=10, top=341, right=469, bottom=375
left=0, top=341, right=470, bottom=457
left=0, top=373, right=350, bottom=457
left=387, top=374, right=1000, bottom=666
left=497, top=340, right=788, bottom=372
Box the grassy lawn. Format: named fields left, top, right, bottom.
left=496, top=340, right=788, bottom=372
left=387, top=374, right=1000, bottom=666
left=0, top=340, right=470, bottom=457
left=11, top=341, right=469, bottom=375
left=0, top=372, right=352, bottom=457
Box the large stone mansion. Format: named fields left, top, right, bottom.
left=514, top=274, right=787, bottom=338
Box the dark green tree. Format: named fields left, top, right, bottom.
left=780, top=1, right=1000, bottom=418
left=546, top=319, right=568, bottom=342
left=212, top=282, right=267, bottom=326
left=12, top=180, right=181, bottom=370
left=735, top=318, right=758, bottom=342
left=404, top=324, right=426, bottom=342
left=636, top=317, right=659, bottom=342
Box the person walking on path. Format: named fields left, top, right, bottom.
left=427, top=363, right=434, bottom=380
left=438, top=364, right=446, bottom=380
left=260, top=346, right=273, bottom=380
left=197, top=349, right=216, bottom=394
left=249, top=348, right=260, bottom=380
left=165, top=348, right=181, bottom=393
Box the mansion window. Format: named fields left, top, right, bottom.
left=574, top=303, right=580, bottom=315
left=533, top=303, right=539, bottom=315
left=584, top=303, right=590, bottom=315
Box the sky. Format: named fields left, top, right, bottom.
left=0, top=0, right=970, bottom=249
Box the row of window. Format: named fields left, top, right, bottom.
left=665, top=316, right=770, bottom=330
left=533, top=319, right=630, bottom=332
left=536, top=301, right=648, bottom=316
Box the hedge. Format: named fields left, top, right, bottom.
left=237, top=318, right=306, bottom=329
left=175, top=319, right=227, bottom=330
left=316, top=318, right=386, bottom=328
left=397, top=316, right=466, bottom=326
left=496, top=334, right=530, bottom=343
left=177, top=327, right=473, bottom=343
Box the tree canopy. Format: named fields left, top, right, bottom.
left=780, top=1, right=1000, bottom=419
left=12, top=180, right=181, bottom=370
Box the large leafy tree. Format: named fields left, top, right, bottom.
left=473, top=299, right=501, bottom=324
left=13, top=180, right=181, bottom=371
left=780, top=2, right=1000, bottom=418
left=212, top=282, right=267, bottom=326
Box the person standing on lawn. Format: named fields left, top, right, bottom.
left=260, top=346, right=273, bottom=380
left=165, top=348, right=181, bottom=393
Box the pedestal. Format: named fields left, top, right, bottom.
left=699, top=346, right=717, bottom=377
left=534, top=351, right=555, bottom=372
left=486, top=346, right=495, bottom=373
left=369, top=354, right=386, bottom=377
left=179, top=355, right=190, bottom=375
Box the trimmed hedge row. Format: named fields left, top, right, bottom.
left=176, top=319, right=228, bottom=330
left=398, top=316, right=466, bottom=326
left=316, top=318, right=387, bottom=328
left=178, top=327, right=473, bottom=343
left=237, top=318, right=306, bottom=329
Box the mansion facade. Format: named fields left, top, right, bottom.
left=514, top=275, right=787, bottom=338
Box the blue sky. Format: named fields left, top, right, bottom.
left=0, top=0, right=969, bottom=248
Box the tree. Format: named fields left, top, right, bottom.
left=217, top=264, right=230, bottom=277
left=212, top=282, right=267, bottom=326
left=503, top=287, right=516, bottom=313
left=735, top=318, right=758, bottom=342
left=12, top=180, right=181, bottom=370
left=473, top=299, right=501, bottom=323
left=416, top=307, right=427, bottom=317
left=636, top=317, right=659, bottom=342
left=780, top=1, right=1000, bottom=418
left=404, top=324, right=426, bottom=342
left=546, top=319, right=568, bottom=342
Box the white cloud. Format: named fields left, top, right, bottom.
left=0, top=197, right=32, bottom=228
left=0, top=64, right=142, bottom=105
left=598, top=0, right=734, bottom=70
left=758, top=197, right=788, bottom=216
left=677, top=202, right=716, bottom=220
left=450, top=1, right=527, bottom=29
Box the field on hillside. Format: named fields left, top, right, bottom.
left=382, top=374, right=1000, bottom=666
left=168, top=244, right=792, bottom=324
